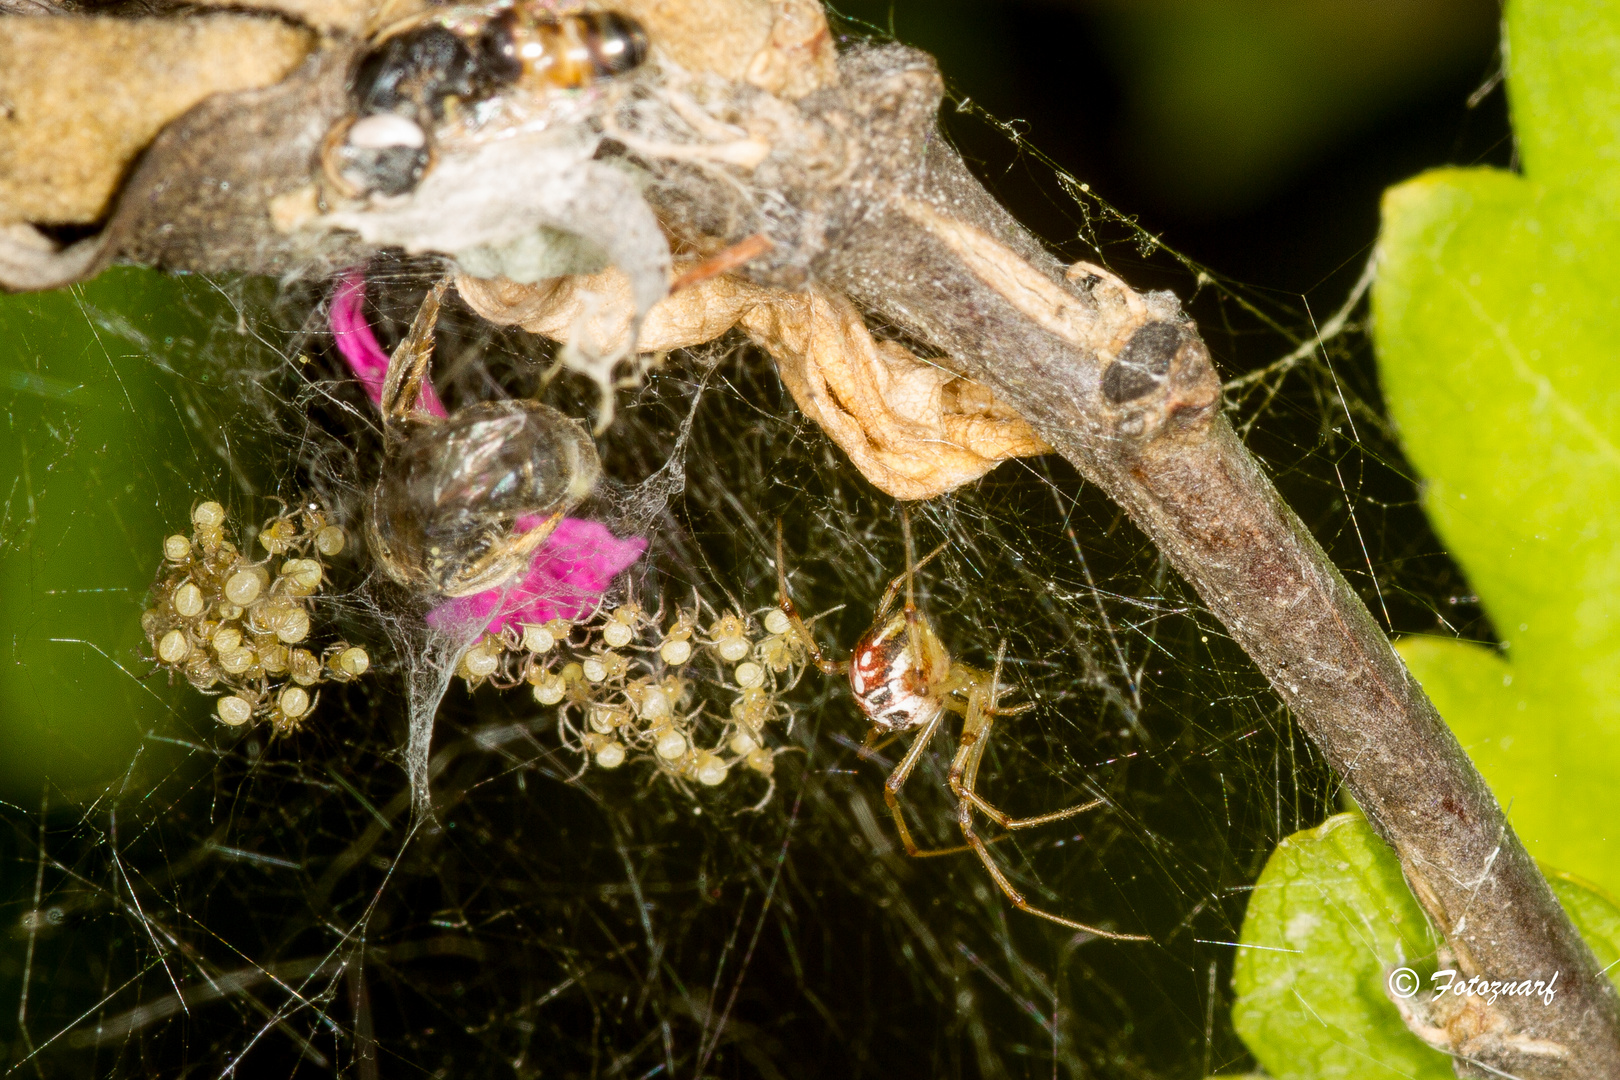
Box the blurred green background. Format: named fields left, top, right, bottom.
left=835, top=0, right=1503, bottom=290
left=0, top=273, right=269, bottom=802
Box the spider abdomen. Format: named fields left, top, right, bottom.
left=849, top=613, right=949, bottom=732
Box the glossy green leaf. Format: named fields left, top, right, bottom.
left=1372, top=0, right=1620, bottom=897
left=1231, top=0, right=1620, bottom=1072
left=1232, top=814, right=1453, bottom=1080
left=0, top=269, right=255, bottom=798
left=1232, top=814, right=1620, bottom=1079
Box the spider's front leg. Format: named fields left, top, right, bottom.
left=378, top=277, right=449, bottom=430
left=880, top=702, right=974, bottom=859
left=948, top=674, right=1099, bottom=832
left=873, top=507, right=948, bottom=622
left=773, top=521, right=849, bottom=677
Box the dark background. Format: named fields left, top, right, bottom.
left=833, top=0, right=1507, bottom=310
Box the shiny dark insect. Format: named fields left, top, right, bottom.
left=367, top=281, right=601, bottom=597
left=328, top=5, right=649, bottom=197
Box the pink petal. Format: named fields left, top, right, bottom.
left=424, top=513, right=648, bottom=636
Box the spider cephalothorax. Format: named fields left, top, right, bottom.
left=366, top=281, right=601, bottom=597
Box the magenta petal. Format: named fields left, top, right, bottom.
left=425, top=518, right=648, bottom=637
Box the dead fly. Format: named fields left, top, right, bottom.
left=776, top=511, right=1149, bottom=940
left=324, top=4, right=649, bottom=197
left=366, top=281, right=601, bottom=597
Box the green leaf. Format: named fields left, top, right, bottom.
left=1232, top=814, right=1452, bottom=1080
left=1234, top=0, right=1620, bottom=1071
left=0, top=269, right=249, bottom=798
left=1372, top=0, right=1620, bottom=897
left=1232, top=814, right=1620, bottom=1079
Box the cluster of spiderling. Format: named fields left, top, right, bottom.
left=456, top=601, right=810, bottom=808
left=142, top=500, right=371, bottom=734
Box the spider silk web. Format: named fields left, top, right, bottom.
left=0, top=20, right=1503, bottom=1080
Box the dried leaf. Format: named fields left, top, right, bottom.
left=460, top=267, right=1051, bottom=499
left=741, top=285, right=1051, bottom=499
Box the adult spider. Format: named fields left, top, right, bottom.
left=776, top=512, right=1149, bottom=941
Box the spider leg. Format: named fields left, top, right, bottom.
left=379, top=277, right=449, bottom=430
left=880, top=705, right=979, bottom=858
left=774, top=520, right=849, bottom=675
left=953, top=702, right=1102, bottom=830
left=952, top=642, right=1151, bottom=941
left=861, top=726, right=902, bottom=757
left=876, top=505, right=949, bottom=619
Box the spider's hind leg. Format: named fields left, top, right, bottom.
left=950, top=641, right=1150, bottom=941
